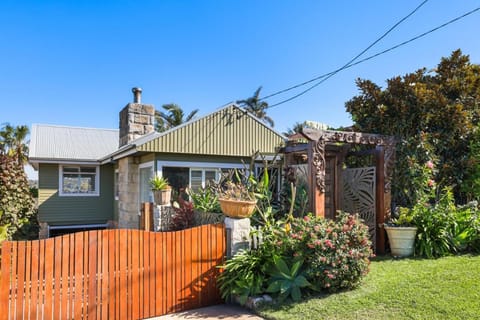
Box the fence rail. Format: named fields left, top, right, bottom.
left=0, top=224, right=225, bottom=320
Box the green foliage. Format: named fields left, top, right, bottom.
left=217, top=212, right=373, bottom=304
left=280, top=166, right=309, bottom=218
left=0, top=210, right=10, bottom=242
left=217, top=249, right=268, bottom=305
left=0, top=153, right=35, bottom=240
left=345, top=49, right=480, bottom=206
left=154, top=103, right=199, bottom=132
left=187, top=186, right=221, bottom=213
left=413, top=188, right=457, bottom=258
left=149, top=175, right=170, bottom=190
left=461, top=128, right=480, bottom=202
left=281, top=212, right=373, bottom=291
left=12, top=209, right=40, bottom=240
left=411, top=184, right=480, bottom=258
left=266, top=257, right=311, bottom=302
left=389, top=207, right=416, bottom=227
left=237, top=86, right=275, bottom=127
left=452, top=202, right=480, bottom=252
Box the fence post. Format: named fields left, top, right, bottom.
left=224, top=217, right=251, bottom=258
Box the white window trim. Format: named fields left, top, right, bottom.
left=138, top=161, right=154, bottom=210
left=190, top=168, right=221, bottom=189
left=59, top=165, right=100, bottom=197
left=156, top=160, right=245, bottom=178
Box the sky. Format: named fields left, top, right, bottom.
left=1, top=0, right=480, bottom=180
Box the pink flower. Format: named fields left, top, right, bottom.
left=426, top=161, right=434, bottom=169
left=303, top=216, right=311, bottom=222
left=427, top=179, right=435, bottom=187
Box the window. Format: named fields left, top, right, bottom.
left=190, top=169, right=218, bottom=191
left=60, top=165, right=99, bottom=196
left=139, top=165, right=154, bottom=203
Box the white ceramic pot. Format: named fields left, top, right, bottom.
left=384, top=226, right=417, bottom=257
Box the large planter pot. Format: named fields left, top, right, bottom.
left=218, top=199, right=257, bottom=219
left=385, top=226, right=417, bottom=257
left=153, top=189, right=172, bottom=205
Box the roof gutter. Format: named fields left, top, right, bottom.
left=99, top=144, right=138, bottom=164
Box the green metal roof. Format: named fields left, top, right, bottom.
left=136, top=104, right=285, bottom=157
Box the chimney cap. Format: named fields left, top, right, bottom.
left=132, top=87, right=142, bottom=103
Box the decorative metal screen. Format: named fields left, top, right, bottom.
left=291, top=164, right=308, bottom=185
left=341, top=167, right=376, bottom=248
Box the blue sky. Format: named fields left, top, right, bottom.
left=1, top=0, right=480, bottom=136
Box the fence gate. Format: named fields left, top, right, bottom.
left=341, top=167, right=376, bottom=249
left=0, top=224, right=225, bottom=320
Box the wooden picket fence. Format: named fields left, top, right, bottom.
left=0, top=224, right=225, bottom=320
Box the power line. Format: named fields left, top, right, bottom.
left=265, top=5, right=480, bottom=109
left=261, top=0, right=429, bottom=101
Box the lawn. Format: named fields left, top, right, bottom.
left=257, top=255, right=480, bottom=320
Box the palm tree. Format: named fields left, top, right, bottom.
left=0, top=124, right=29, bottom=163
left=237, top=86, right=274, bottom=127
left=154, top=104, right=199, bottom=132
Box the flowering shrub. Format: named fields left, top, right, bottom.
left=218, top=212, right=374, bottom=303
left=280, top=212, right=373, bottom=291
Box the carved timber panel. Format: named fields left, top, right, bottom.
left=341, top=167, right=376, bottom=248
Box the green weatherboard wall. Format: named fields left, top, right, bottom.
left=38, top=163, right=114, bottom=226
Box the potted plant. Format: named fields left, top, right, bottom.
left=149, top=175, right=172, bottom=205
left=384, top=206, right=418, bottom=257
left=218, top=181, right=257, bottom=219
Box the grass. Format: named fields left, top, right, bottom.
left=257, top=255, right=480, bottom=320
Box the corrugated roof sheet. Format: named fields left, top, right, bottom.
left=29, top=124, right=119, bottom=161
left=136, top=104, right=286, bottom=156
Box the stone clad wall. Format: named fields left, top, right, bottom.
left=118, top=156, right=140, bottom=228
left=119, top=103, right=155, bottom=147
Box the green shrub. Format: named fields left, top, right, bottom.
left=412, top=187, right=480, bottom=258
left=187, top=186, right=221, bottom=213
left=413, top=188, right=457, bottom=258
left=452, top=201, right=480, bottom=252
left=0, top=154, right=35, bottom=239
left=280, top=212, right=373, bottom=291
left=266, top=256, right=311, bottom=302
left=217, top=249, right=268, bottom=305
left=218, top=212, right=374, bottom=304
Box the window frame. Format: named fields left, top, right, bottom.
left=157, top=160, right=245, bottom=190
left=59, top=164, right=100, bottom=197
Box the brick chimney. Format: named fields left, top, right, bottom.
left=119, top=87, right=155, bottom=147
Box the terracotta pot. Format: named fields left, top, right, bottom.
left=385, top=226, right=417, bottom=257
left=153, top=189, right=172, bottom=205
left=218, top=199, right=257, bottom=219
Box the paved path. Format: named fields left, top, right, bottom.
left=147, top=304, right=264, bottom=319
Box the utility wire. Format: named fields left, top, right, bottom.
left=261, top=0, right=429, bottom=101
left=265, top=5, right=480, bottom=109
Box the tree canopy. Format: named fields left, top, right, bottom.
left=0, top=124, right=35, bottom=240
left=237, top=86, right=275, bottom=127
left=154, top=104, right=199, bottom=132
left=345, top=49, right=480, bottom=206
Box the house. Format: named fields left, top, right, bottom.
left=29, top=88, right=286, bottom=238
